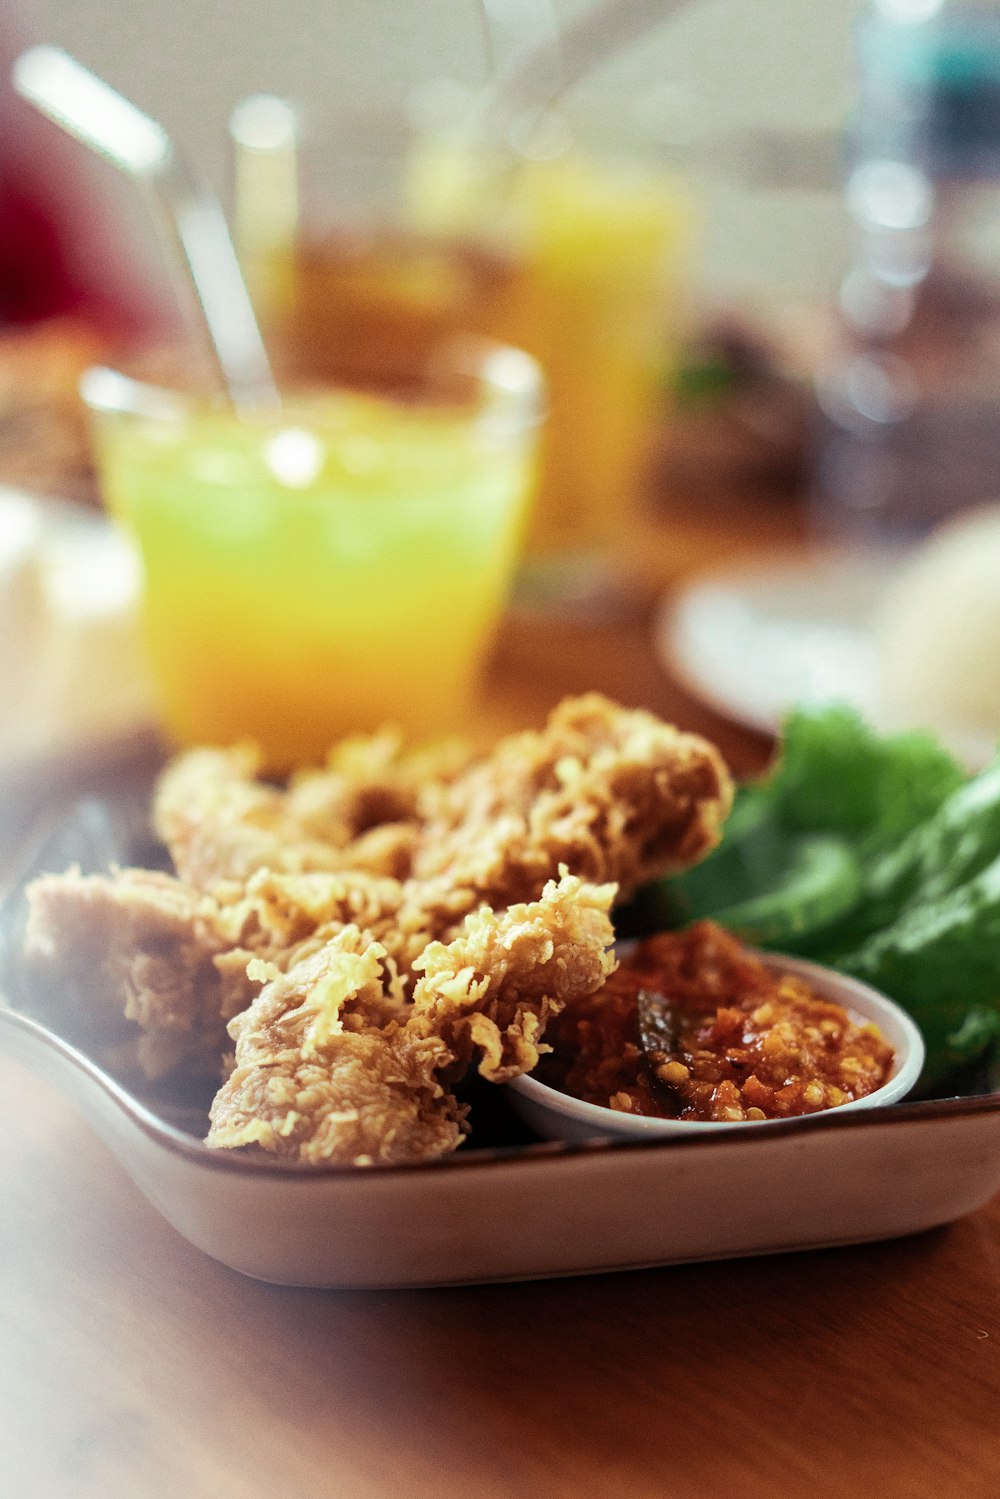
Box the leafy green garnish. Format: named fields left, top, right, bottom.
left=626, top=705, right=1000, bottom=1092
left=744, top=704, right=965, bottom=850
left=705, top=837, right=862, bottom=946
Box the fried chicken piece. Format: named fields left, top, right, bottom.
left=207, top=872, right=616, bottom=1165
left=411, top=693, right=733, bottom=905
left=154, top=731, right=474, bottom=889
left=23, top=867, right=259, bottom=1079
left=23, top=860, right=435, bottom=1082
left=19, top=856, right=461, bottom=1088
left=22, top=695, right=731, bottom=1151
left=408, top=870, right=618, bottom=1082
left=206, top=927, right=465, bottom=1164
left=154, top=697, right=731, bottom=904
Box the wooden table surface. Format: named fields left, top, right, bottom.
left=2, top=504, right=998, bottom=1499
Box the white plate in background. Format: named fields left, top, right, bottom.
left=656, top=552, right=995, bottom=768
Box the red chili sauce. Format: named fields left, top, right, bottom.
left=537, top=922, right=895, bottom=1123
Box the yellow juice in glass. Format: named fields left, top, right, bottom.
left=405, top=142, right=693, bottom=577
left=84, top=349, right=541, bottom=770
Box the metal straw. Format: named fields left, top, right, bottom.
left=13, top=46, right=281, bottom=417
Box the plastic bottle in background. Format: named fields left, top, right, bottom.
left=815, top=0, right=1000, bottom=542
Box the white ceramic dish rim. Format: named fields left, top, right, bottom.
left=506, top=952, right=926, bottom=1140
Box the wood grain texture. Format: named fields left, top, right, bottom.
left=2, top=1055, right=998, bottom=1499
left=2, top=508, right=997, bottom=1499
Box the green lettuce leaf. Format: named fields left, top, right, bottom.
left=627, top=705, right=1000, bottom=1091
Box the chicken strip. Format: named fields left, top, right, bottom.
left=24, top=695, right=731, bottom=1089
left=206, top=928, right=463, bottom=1165
left=207, top=872, right=616, bottom=1165
left=407, top=868, right=618, bottom=1083
left=23, top=867, right=258, bottom=1079
left=411, top=693, right=733, bottom=905
left=154, top=697, right=731, bottom=902
left=23, top=862, right=425, bottom=1080
left=219, top=695, right=731, bottom=969
left=155, top=730, right=473, bottom=889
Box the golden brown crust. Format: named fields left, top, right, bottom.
left=207, top=873, right=616, bottom=1164
left=412, top=693, right=733, bottom=904
left=153, top=731, right=475, bottom=888
left=409, top=872, right=618, bottom=1084
left=23, top=867, right=256, bottom=1079
left=153, top=695, right=732, bottom=905
left=25, top=695, right=733, bottom=1164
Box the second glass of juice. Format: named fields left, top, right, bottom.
left=82, top=341, right=543, bottom=771
left=465, top=150, right=692, bottom=598
left=241, top=120, right=692, bottom=607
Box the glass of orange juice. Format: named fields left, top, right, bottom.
left=406, top=138, right=693, bottom=602
left=81, top=340, right=543, bottom=770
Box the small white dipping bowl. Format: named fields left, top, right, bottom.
left=506, top=952, right=925, bottom=1143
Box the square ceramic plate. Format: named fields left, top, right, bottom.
left=3, top=789, right=1000, bottom=1290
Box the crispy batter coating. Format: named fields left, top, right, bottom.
left=23, top=867, right=255, bottom=1078
left=412, top=693, right=733, bottom=905
left=153, top=695, right=731, bottom=904
left=153, top=693, right=731, bottom=926
left=207, top=873, right=616, bottom=1165
left=154, top=731, right=473, bottom=888
left=23, top=863, right=421, bottom=1079
left=408, top=871, right=618, bottom=1083
left=206, top=929, right=465, bottom=1165
left=23, top=695, right=733, bottom=1164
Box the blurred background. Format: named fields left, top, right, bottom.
left=3, top=0, right=1000, bottom=779
left=19, top=0, right=856, bottom=313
